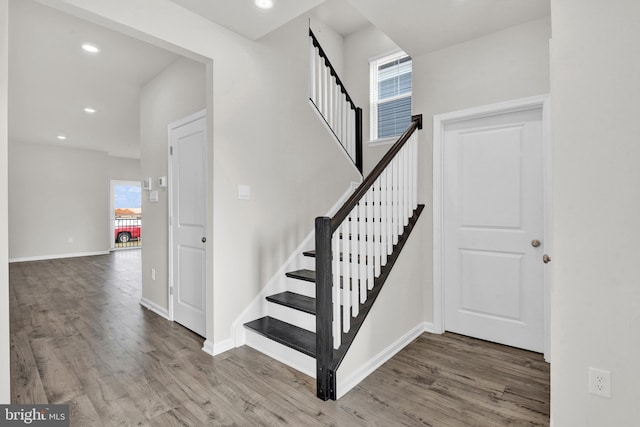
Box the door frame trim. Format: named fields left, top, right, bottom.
left=168, top=109, right=207, bottom=327
left=432, top=95, right=551, bottom=361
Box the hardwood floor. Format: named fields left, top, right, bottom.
left=9, top=251, right=550, bottom=426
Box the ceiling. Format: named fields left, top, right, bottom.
left=170, top=0, right=326, bottom=40
left=171, top=0, right=549, bottom=53
left=8, top=0, right=550, bottom=159
left=8, top=0, right=181, bottom=159
left=344, top=0, right=551, bottom=57
left=311, top=0, right=370, bottom=37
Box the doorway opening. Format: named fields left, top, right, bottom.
left=111, top=180, right=142, bottom=250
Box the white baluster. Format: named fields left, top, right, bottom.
left=399, top=153, right=404, bottom=236
left=318, top=62, right=324, bottom=116
left=374, top=175, right=383, bottom=273
left=350, top=209, right=359, bottom=317
left=410, top=136, right=416, bottom=212
left=359, top=201, right=367, bottom=303
left=336, top=86, right=341, bottom=142
left=412, top=134, right=419, bottom=209
left=331, top=80, right=337, bottom=131
left=387, top=161, right=394, bottom=254
left=382, top=167, right=391, bottom=259
left=336, top=86, right=342, bottom=144
left=407, top=137, right=413, bottom=218
left=348, top=108, right=355, bottom=160
left=309, top=39, right=316, bottom=103
left=327, top=73, right=334, bottom=129
left=341, top=221, right=350, bottom=333
left=332, top=230, right=341, bottom=349
left=325, top=67, right=330, bottom=122
left=342, top=98, right=348, bottom=148
left=403, top=144, right=410, bottom=225
left=366, top=189, right=375, bottom=289
left=393, top=156, right=400, bottom=244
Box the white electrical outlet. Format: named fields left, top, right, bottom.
left=151, top=268, right=156, bottom=281
left=589, top=367, right=611, bottom=398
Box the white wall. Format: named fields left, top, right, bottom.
left=412, top=17, right=551, bottom=323
left=337, top=211, right=426, bottom=397
left=550, top=0, right=640, bottom=424
left=0, top=0, right=10, bottom=405
left=344, top=24, right=401, bottom=174
left=139, top=56, right=205, bottom=312
left=8, top=142, right=111, bottom=260
left=214, top=14, right=359, bottom=345
left=344, top=18, right=550, bottom=325
left=8, top=142, right=139, bottom=261
left=42, top=0, right=360, bottom=348
left=108, top=155, right=140, bottom=183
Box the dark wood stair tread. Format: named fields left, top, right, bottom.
left=285, top=269, right=315, bottom=282
left=266, top=291, right=316, bottom=315
left=244, top=316, right=315, bottom=358
left=303, top=250, right=365, bottom=264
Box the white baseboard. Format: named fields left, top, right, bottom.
left=201, top=338, right=234, bottom=357
left=423, top=321, right=437, bottom=334
left=140, top=298, right=169, bottom=320
left=336, top=322, right=428, bottom=399
left=9, top=250, right=110, bottom=263
left=202, top=340, right=215, bottom=356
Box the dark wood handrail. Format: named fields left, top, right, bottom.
left=309, top=29, right=357, bottom=111
left=330, top=114, right=423, bottom=230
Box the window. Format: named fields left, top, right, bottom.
left=370, top=51, right=412, bottom=142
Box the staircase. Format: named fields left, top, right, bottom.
left=242, top=30, right=424, bottom=400
left=244, top=205, right=424, bottom=377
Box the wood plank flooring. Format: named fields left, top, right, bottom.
left=9, top=251, right=550, bottom=426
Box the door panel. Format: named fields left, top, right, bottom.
left=461, top=127, right=522, bottom=229
left=170, top=114, right=207, bottom=337
left=444, top=107, right=544, bottom=352
left=177, top=246, right=205, bottom=311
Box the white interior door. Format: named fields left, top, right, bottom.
left=443, top=107, right=544, bottom=352
left=170, top=112, right=207, bottom=337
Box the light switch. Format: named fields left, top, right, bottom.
left=143, top=177, right=152, bottom=190
left=149, top=190, right=159, bottom=203
left=238, top=185, right=251, bottom=200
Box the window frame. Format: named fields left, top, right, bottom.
left=369, top=50, right=412, bottom=145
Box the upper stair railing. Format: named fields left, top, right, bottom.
left=315, top=114, right=423, bottom=400
left=309, top=29, right=363, bottom=173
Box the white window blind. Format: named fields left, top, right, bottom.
left=370, top=51, right=412, bottom=142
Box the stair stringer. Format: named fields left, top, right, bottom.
left=231, top=181, right=361, bottom=352
left=334, top=207, right=431, bottom=399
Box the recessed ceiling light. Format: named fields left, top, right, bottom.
left=255, top=0, right=274, bottom=9
left=81, top=43, right=100, bottom=53
left=57, top=135, right=67, bottom=140
left=84, top=107, right=97, bottom=114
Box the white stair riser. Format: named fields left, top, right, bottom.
left=268, top=302, right=316, bottom=333
left=288, top=277, right=315, bottom=298
left=245, top=329, right=316, bottom=378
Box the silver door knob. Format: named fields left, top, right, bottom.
left=532, top=239, right=541, bottom=248
left=201, top=237, right=206, bottom=243
left=543, top=254, right=551, bottom=264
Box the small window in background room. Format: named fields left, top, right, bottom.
left=370, top=51, right=412, bottom=142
